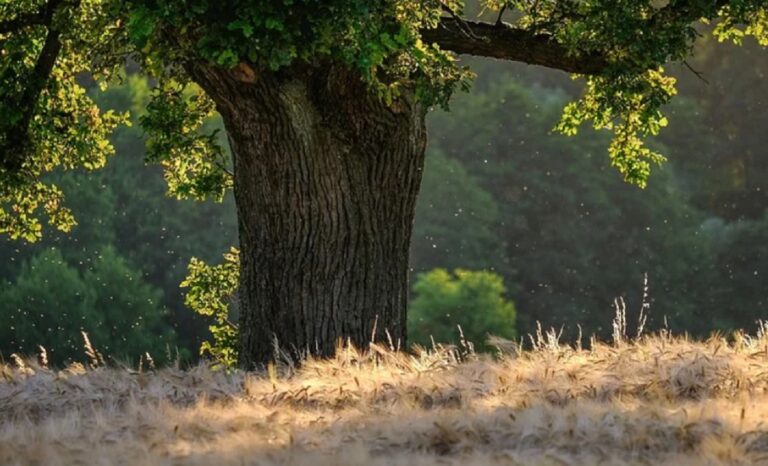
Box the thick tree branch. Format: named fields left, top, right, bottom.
left=0, top=0, right=66, bottom=172
left=423, top=18, right=609, bottom=75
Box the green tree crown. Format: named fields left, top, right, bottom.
left=1, top=0, right=766, bottom=241
left=408, top=268, right=517, bottom=349
left=0, top=246, right=177, bottom=363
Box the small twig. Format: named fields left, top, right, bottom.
left=37, top=345, right=49, bottom=369
left=495, top=4, right=508, bottom=26
left=636, top=273, right=650, bottom=339
left=385, top=329, right=395, bottom=352
left=144, top=352, right=156, bottom=371
left=224, top=317, right=239, bottom=330
left=683, top=60, right=709, bottom=85
left=213, top=160, right=234, bottom=178
left=440, top=3, right=480, bottom=40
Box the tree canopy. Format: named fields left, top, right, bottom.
left=1, top=0, right=767, bottom=243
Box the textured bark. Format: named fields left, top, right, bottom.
left=191, top=64, right=427, bottom=367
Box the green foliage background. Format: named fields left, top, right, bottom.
left=0, top=246, right=175, bottom=362
left=412, top=37, right=768, bottom=342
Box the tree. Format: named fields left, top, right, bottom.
left=0, top=247, right=176, bottom=363
left=412, top=148, right=506, bottom=273
left=0, top=248, right=95, bottom=362
left=426, top=74, right=717, bottom=338
left=663, top=36, right=768, bottom=221
left=408, top=268, right=516, bottom=349
left=1, top=0, right=766, bottom=367
left=709, top=215, right=768, bottom=331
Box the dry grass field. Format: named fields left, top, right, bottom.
left=4, top=326, right=768, bottom=465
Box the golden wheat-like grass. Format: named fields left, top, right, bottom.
left=4, top=331, right=768, bottom=465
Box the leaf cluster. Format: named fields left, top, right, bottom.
left=484, top=0, right=767, bottom=186
left=0, top=0, right=128, bottom=241
left=140, top=83, right=231, bottom=201
left=180, top=247, right=239, bottom=368
left=126, top=0, right=472, bottom=107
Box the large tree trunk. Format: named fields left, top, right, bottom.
left=191, top=64, right=427, bottom=368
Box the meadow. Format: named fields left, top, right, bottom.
left=3, top=322, right=768, bottom=466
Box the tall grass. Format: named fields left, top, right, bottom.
left=3, top=322, right=768, bottom=465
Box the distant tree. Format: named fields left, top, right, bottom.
left=1, top=0, right=766, bottom=366
left=412, top=148, right=506, bottom=273
left=409, top=268, right=516, bottom=349
left=710, top=216, right=768, bottom=331
left=664, top=37, right=768, bottom=221
left=0, top=247, right=177, bottom=364
left=81, top=246, right=179, bottom=361
left=427, top=76, right=716, bottom=338
left=0, top=248, right=95, bottom=361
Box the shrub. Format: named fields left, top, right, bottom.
left=408, top=268, right=517, bottom=350
left=180, top=247, right=239, bottom=368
